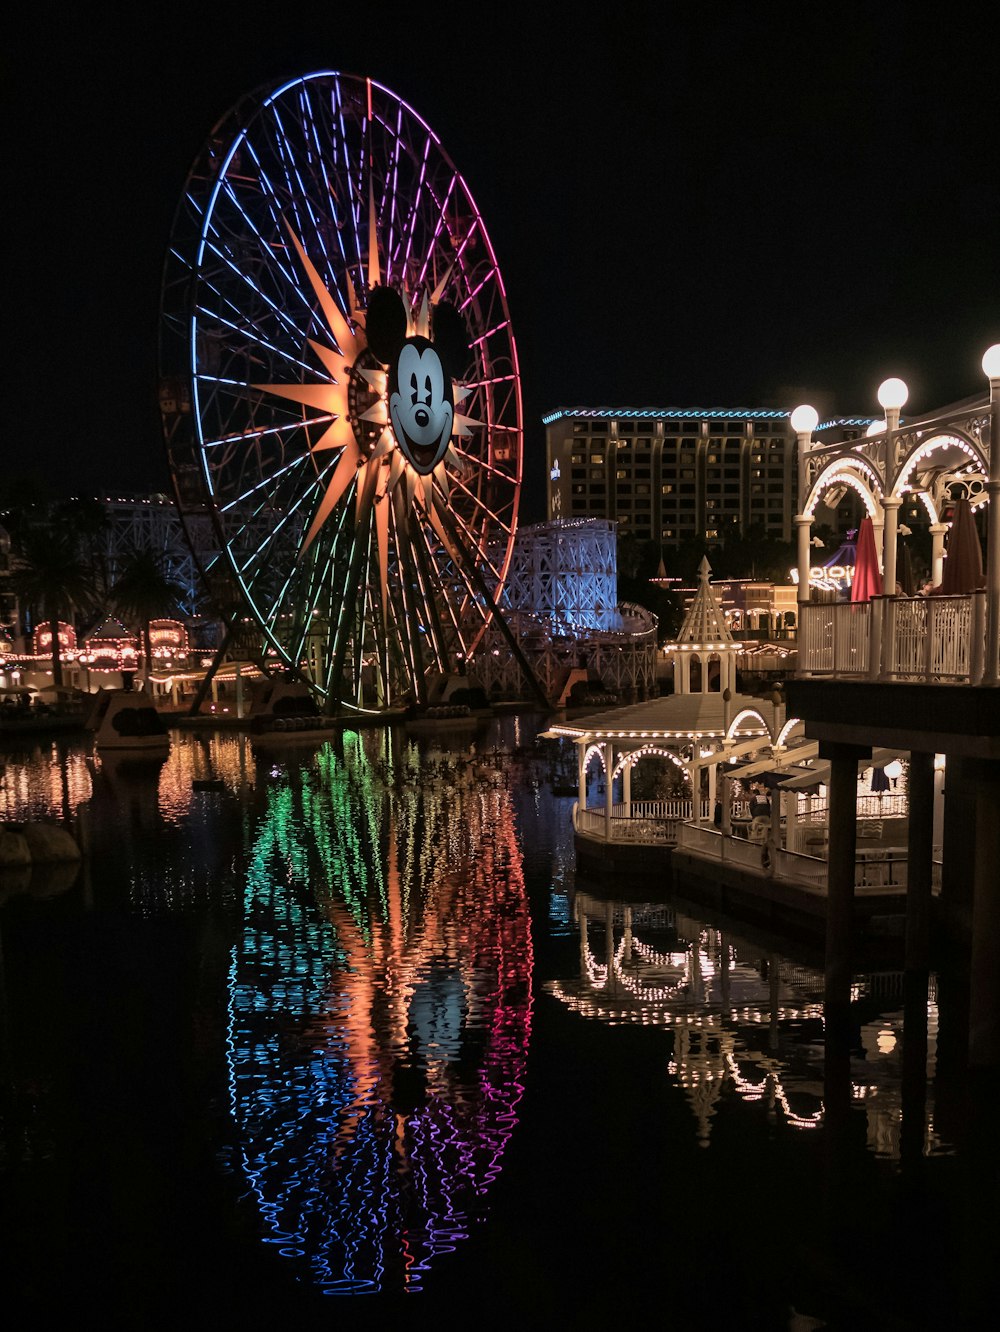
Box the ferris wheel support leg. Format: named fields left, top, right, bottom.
left=436, top=507, right=550, bottom=711
left=328, top=465, right=384, bottom=709
left=189, top=630, right=232, bottom=715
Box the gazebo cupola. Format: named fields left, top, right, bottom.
left=672, top=556, right=739, bottom=696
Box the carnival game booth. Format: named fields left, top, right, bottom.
left=78, top=616, right=139, bottom=684
left=32, top=621, right=78, bottom=660
left=147, top=619, right=190, bottom=668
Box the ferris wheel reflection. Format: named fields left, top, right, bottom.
left=227, top=731, right=533, bottom=1295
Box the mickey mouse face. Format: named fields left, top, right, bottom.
left=388, top=336, right=454, bottom=475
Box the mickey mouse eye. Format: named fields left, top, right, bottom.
left=424, top=374, right=433, bottom=400
left=409, top=371, right=418, bottom=403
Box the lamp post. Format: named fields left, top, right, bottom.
left=791, top=404, right=819, bottom=616
left=877, top=376, right=908, bottom=599
left=983, top=344, right=1000, bottom=685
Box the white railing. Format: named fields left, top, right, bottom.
left=883, top=593, right=984, bottom=682
left=799, top=602, right=871, bottom=676
left=574, top=800, right=712, bottom=845
left=676, top=823, right=912, bottom=892
left=799, top=592, right=986, bottom=684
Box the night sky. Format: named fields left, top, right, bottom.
left=8, top=3, right=998, bottom=520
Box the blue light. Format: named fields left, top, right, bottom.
left=542, top=407, right=790, bottom=424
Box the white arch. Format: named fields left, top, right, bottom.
left=726, top=708, right=769, bottom=741
left=804, top=460, right=882, bottom=520
left=776, top=716, right=805, bottom=748
left=612, top=744, right=689, bottom=782
left=893, top=432, right=988, bottom=504
left=583, top=743, right=606, bottom=775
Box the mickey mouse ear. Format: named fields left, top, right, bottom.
left=431, top=301, right=470, bottom=379
left=365, top=285, right=407, bottom=364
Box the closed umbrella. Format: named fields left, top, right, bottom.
left=937, top=497, right=984, bottom=595
left=850, top=516, right=883, bottom=602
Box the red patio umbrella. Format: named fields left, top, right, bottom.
left=937, top=497, right=984, bottom=595
left=850, top=516, right=883, bottom=602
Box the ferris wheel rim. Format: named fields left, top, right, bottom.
left=161, top=71, right=523, bottom=708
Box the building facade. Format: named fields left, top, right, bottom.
left=545, top=408, right=799, bottom=546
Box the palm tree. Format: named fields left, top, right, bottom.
left=10, top=528, right=96, bottom=686
left=110, top=549, right=185, bottom=683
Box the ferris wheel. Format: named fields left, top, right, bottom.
left=160, top=72, right=523, bottom=711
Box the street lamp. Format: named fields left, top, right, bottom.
left=790, top=404, right=819, bottom=435
left=983, top=344, right=1000, bottom=683
left=876, top=377, right=908, bottom=600
left=791, top=404, right=819, bottom=609
left=877, top=377, right=909, bottom=412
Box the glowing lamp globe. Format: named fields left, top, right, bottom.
left=877, top=377, right=908, bottom=411
left=790, top=404, right=819, bottom=435
left=866, top=420, right=883, bottom=437
left=982, top=344, right=1000, bottom=380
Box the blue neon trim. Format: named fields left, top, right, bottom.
left=542, top=407, right=790, bottom=424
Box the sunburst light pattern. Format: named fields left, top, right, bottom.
left=161, top=73, right=522, bottom=710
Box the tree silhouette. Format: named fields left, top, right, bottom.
left=10, top=528, right=96, bottom=685
left=110, top=549, right=185, bottom=683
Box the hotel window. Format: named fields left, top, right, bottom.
left=661, top=484, right=674, bottom=495
left=617, top=469, right=628, bottom=479
left=590, top=454, right=604, bottom=465
left=571, top=453, right=584, bottom=464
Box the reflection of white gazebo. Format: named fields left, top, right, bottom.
left=792, top=344, right=999, bottom=685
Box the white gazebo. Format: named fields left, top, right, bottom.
left=549, top=557, right=789, bottom=847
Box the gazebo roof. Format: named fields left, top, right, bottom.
left=675, top=557, right=736, bottom=648
left=548, top=691, right=779, bottom=742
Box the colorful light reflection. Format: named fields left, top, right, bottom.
left=227, top=732, right=533, bottom=1294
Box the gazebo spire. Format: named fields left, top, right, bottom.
left=675, top=557, right=735, bottom=647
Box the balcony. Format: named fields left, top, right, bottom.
left=798, top=591, right=991, bottom=684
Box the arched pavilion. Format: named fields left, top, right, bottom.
left=548, top=557, right=806, bottom=849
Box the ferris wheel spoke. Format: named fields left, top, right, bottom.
left=218, top=454, right=312, bottom=513
left=215, top=180, right=301, bottom=292
left=379, top=100, right=407, bottom=285
left=327, top=81, right=366, bottom=290
left=298, top=89, right=354, bottom=281
left=194, top=298, right=316, bottom=380
left=410, top=516, right=465, bottom=662
left=396, top=133, right=433, bottom=277
left=391, top=503, right=435, bottom=692
left=196, top=236, right=314, bottom=352
left=415, top=173, right=459, bottom=290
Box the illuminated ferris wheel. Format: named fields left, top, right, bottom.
left=160, top=72, right=522, bottom=711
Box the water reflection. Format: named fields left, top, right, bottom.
left=228, top=730, right=533, bottom=1294
left=549, top=891, right=950, bottom=1159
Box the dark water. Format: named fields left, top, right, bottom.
left=0, top=719, right=994, bottom=1328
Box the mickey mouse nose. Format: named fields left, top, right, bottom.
left=414, top=408, right=430, bottom=428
